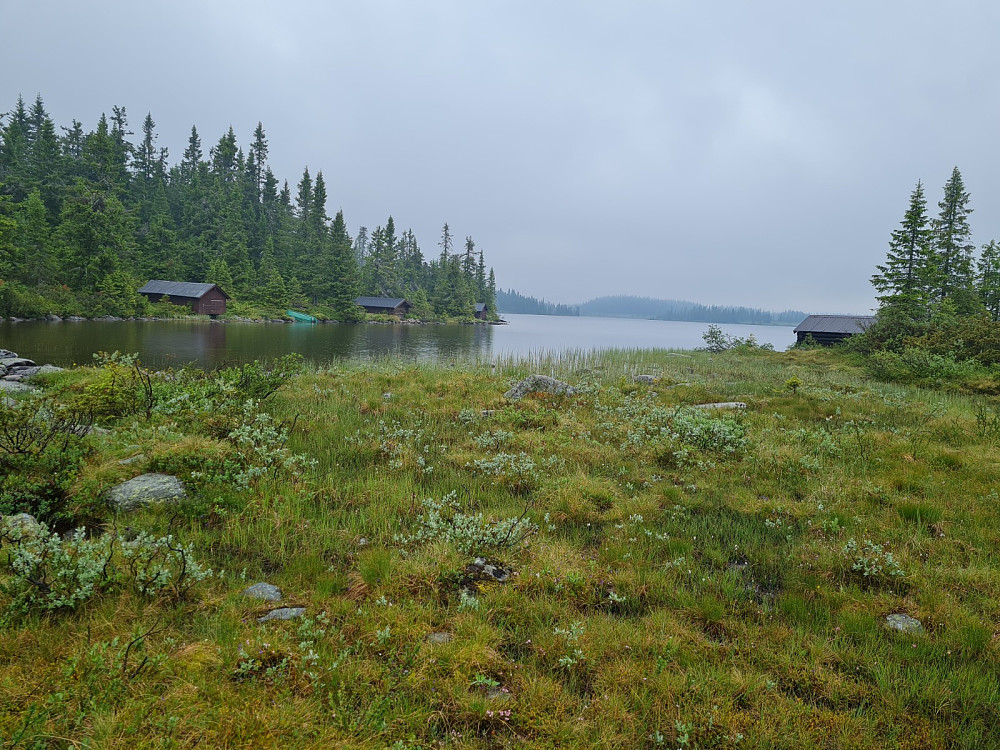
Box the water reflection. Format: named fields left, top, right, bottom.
left=0, top=315, right=795, bottom=368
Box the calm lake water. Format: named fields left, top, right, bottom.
left=0, top=314, right=795, bottom=368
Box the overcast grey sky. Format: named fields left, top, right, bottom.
left=3, top=1, right=1000, bottom=313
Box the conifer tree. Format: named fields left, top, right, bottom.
left=932, top=167, right=978, bottom=314
left=871, top=180, right=933, bottom=318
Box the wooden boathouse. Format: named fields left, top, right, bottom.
left=138, top=280, right=230, bottom=317
left=794, top=314, right=875, bottom=345
left=354, top=297, right=412, bottom=317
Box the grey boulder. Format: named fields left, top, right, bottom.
left=504, top=374, right=576, bottom=402
left=258, top=607, right=306, bottom=622
left=242, top=582, right=283, bottom=602
left=107, top=473, right=187, bottom=511
left=0, top=380, right=37, bottom=393
left=886, top=613, right=923, bottom=634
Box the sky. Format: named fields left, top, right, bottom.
left=3, top=0, right=1000, bottom=314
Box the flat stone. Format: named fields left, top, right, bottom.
left=692, top=402, right=747, bottom=410
left=46, top=314, right=62, bottom=322
left=632, top=375, right=658, bottom=383
left=242, top=582, right=283, bottom=602
left=118, top=454, right=146, bottom=465
left=106, top=473, right=187, bottom=512
left=426, top=632, right=454, bottom=644
left=0, top=358, right=36, bottom=370
left=0, top=349, right=15, bottom=359
left=504, top=374, right=576, bottom=402
left=886, top=613, right=923, bottom=634
left=33, top=365, right=64, bottom=376
left=4, top=366, right=41, bottom=381
left=257, top=607, right=305, bottom=622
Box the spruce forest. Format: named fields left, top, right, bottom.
left=0, top=95, right=498, bottom=321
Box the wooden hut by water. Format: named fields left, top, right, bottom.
left=354, top=296, right=412, bottom=317
left=138, top=280, right=230, bottom=317
left=793, top=314, right=875, bottom=345
left=474, top=302, right=488, bottom=320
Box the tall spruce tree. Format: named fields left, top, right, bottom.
left=932, top=167, right=978, bottom=314
left=871, top=180, right=933, bottom=318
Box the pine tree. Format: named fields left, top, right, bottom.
left=871, top=180, right=933, bottom=318
left=328, top=210, right=360, bottom=319
left=932, top=167, right=979, bottom=314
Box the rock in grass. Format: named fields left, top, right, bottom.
left=0, top=349, right=16, bottom=359
left=692, top=402, right=747, bottom=410
left=242, top=583, right=283, bottom=602
left=631, top=374, right=658, bottom=383
left=426, top=632, right=454, bottom=644
left=1, top=512, right=41, bottom=535
left=886, top=613, right=923, bottom=634
left=467, top=557, right=511, bottom=583
left=503, top=374, right=576, bottom=402
left=257, top=607, right=305, bottom=622
left=107, top=473, right=187, bottom=512
left=0, top=357, right=36, bottom=370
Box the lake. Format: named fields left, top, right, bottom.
left=0, top=314, right=796, bottom=368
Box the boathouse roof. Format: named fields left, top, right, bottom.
left=475, top=303, right=487, bottom=313
left=794, top=314, right=875, bottom=335
left=354, top=296, right=409, bottom=308
left=138, top=280, right=230, bottom=300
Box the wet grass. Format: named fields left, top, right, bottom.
left=1, top=347, right=999, bottom=748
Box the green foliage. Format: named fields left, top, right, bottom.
left=700, top=324, right=774, bottom=353
left=0, top=519, right=213, bottom=622
left=394, top=491, right=537, bottom=554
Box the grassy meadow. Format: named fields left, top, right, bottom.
left=1, top=347, right=999, bottom=748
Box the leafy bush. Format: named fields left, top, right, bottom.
left=394, top=491, right=537, bottom=554
left=0, top=518, right=213, bottom=622
left=700, top=325, right=774, bottom=353
left=842, top=537, right=905, bottom=583
left=863, top=348, right=984, bottom=385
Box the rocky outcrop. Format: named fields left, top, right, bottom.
left=106, top=473, right=187, bottom=512
left=504, top=374, right=576, bottom=402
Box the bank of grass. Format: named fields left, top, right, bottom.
left=1, top=347, right=999, bottom=748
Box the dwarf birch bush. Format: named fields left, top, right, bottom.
left=394, top=491, right=537, bottom=554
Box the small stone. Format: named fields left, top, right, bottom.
left=886, top=613, right=923, bottom=634
left=467, top=557, right=511, bottom=583
left=631, top=374, right=658, bottom=383
left=118, top=454, right=146, bottom=465
left=426, top=632, right=453, bottom=644
left=0, top=349, right=16, bottom=359
left=34, top=364, right=65, bottom=376
left=106, top=473, right=187, bottom=512
left=242, top=583, right=283, bottom=602
left=46, top=314, right=62, bottom=322
left=481, top=409, right=495, bottom=417
left=257, top=607, right=305, bottom=622
left=692, top=402, right=747, bottom=410
left=358, top=537, right=368, bottom=547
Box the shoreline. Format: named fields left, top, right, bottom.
left=1, top=314, right=508, bottom=326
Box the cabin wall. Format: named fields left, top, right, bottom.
left=193, top=289, right=227, bottom=315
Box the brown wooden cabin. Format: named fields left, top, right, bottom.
left=354, top=296, right=412, bottom=317
left=138, top=280, right=230, bottom=317
left=794, top=314, right=875, bottom=345
left=474, top=302, right=488, bottom=320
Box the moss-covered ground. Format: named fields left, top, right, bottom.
left=1, top=348, right=998, bottom=748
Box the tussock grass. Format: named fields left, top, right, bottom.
left=1, top=348, right=999, bottom=748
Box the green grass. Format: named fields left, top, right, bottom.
left=1, top=347, right=999, bottom=748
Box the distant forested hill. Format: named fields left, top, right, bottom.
left=578, top=296, right=806, bottom=325
left=496, top=289, right=579, bottom=316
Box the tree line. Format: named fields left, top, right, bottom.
left=0, top=94, right=497, bottom=320
left=577, top=295, right=805, bottom=325
left=495, top=288, right=580, bottom=316
left=863, top=166, right=1000, bottom=363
